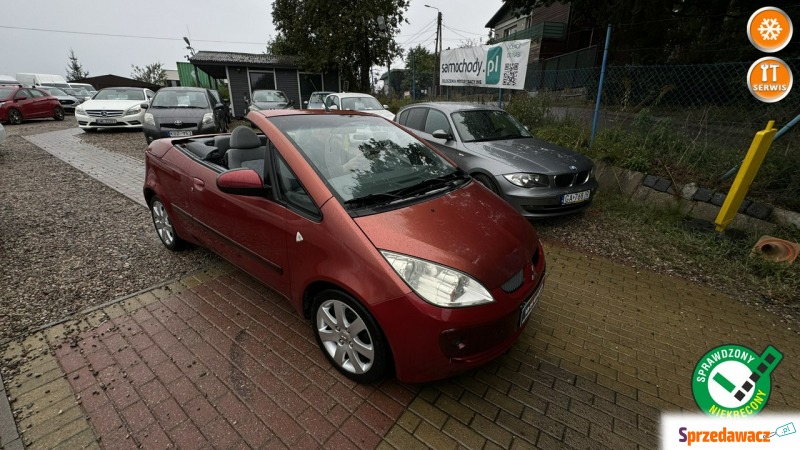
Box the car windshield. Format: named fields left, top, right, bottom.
left=0, top=88, right=15, bottom=100
left=151, top=91, right=209, bottom=108
left=253, top=91, right=287, bottom=102
left=451, top=109, right=532, bottom=143
left=64, top=88, right=87, bottom=96
left=94, top=89, right=145, bottom=101
left=341, top=96, right=383, bottom=111
left=270, top=115, right=464, bottom=210
left=41, top=87, right=67, bottom=96
left=309, top=92, right=332, bottom=103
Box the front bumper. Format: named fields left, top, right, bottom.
left=76, top=112, right=144, bottom=129
left=143, top=123, right=219, bottom=143
left=373, top=242, right=547, bottom=383
left=496, top=175, right=599, bottom=218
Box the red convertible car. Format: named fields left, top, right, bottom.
left=143, top=110, right=546, bottom=383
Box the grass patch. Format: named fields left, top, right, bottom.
left=588, top=192, right=800, bottom=304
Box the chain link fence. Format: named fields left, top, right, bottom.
left=391, top=58, right=800, bottom=212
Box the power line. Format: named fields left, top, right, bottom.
left=398, top=21, right=437, bottom=46
left=442, top=25, right=486, bottom=36
left=396, top=19, right=436, bottom=39
left=0, top=24, right=267, bottom=45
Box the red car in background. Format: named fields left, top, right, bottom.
left=0, top=86, right=65, bottom=124
left=143, top=109, right=546, bottom=383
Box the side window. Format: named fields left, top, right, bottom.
left=424, top=109, right=451, bottom=135
left=29, top=89, right=45, bottom=98
left=14, top=89, right=29, bottom=100
left=146, top=90, right=154, bottom=100
left=333, top=96, right=341, bottom=108
left=324, top=96, right=335, bottom=107
left=397, top=110, right=408, bottom=126
left=275, top=154, right=320, bottom=218
left=405, top=108, right=428, bottom=131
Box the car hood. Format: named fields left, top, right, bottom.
left=80, top=99, right=144, bottom=110
left=361, top=109, right=395, bottom=120
left=463, top=137, right=594, bottom=173
left=354, top=182, right=538, bottom=289
left=148, top=108, right=209, bottom=123
left=52, top=95, right=79, bottom=102
left=253, top=101, right=290, bottom=110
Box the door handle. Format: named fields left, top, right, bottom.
left=193, top=178, right=205, bottom=190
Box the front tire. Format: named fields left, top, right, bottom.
left=312, top=290, right=389, bottom=383
left=149, top=196, right=185, bottom=251
left=8, top=109, right=22, bottom=125
left=53, top=106, right=65, bottom=121
left=473, top=173, right=500, bottom=195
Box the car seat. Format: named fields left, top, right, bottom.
left=226, top=126, right=268, bottom=182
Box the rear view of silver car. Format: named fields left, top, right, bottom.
left=395, top=103, right=597, bottom=217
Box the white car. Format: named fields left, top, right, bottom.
left=74, top=87, right=155, bottom=132
left=323, top=92, right=395, bottom=120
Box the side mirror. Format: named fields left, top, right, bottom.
left=328, top=104, right=339, bottom=110
left=431, top=129, right=453, bottom=141
left=217, top=169, right=269, bottom=196
left=140, top=102, right=149, bottom=109
left=215, top=102, right=224, bottom=109
left=383, top=104, right=389, bottom=109
left=303, top=101, right=309, bottom=105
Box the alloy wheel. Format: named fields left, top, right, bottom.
left=151, top=200, right=175, bottom=246
left=316, top=299, right=375, bottom=375
left=8, top=109, right=22, bottom=125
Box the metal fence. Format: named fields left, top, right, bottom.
left=398, top=57, right=800, bottom=212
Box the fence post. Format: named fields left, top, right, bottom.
left=590, top=24, right=612, bottom=149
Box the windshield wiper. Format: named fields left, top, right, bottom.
left=390, top=171, right=467, bottom=198
left=342, top=192, right=403, bottom=208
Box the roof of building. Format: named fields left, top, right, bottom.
left=190, top=51, right=301, bottom=67
left=69, top=74, right=162, bottom=90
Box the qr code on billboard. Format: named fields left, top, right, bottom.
left=503, top=63, right=519, bottom=86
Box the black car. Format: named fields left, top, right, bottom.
left=208, top=89, right=231, bottom=132
left=142, top=87, right=226, bottom=143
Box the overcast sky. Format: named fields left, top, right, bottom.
left=1, top=0, right=503, bottom=79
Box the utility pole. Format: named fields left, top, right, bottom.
left=425, top=5, right=442, bottom=98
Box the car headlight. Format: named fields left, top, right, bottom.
left=144, top=113, right=154, bottom=126
left=125, top=105, right=141, bottom=116
left=202, top=112, right=214, bottom=125
left=380, top=250, right=494, bottom=308
left=503, top=173, right=549, bottom=188
left=75, top=106, right=85, bottom=115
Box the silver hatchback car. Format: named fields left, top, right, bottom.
left=395, top=102, right=598, bottom=217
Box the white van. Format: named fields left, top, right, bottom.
left=15, top=73, right=70, bottom=88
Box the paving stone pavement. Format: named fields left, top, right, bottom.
left=2, top=129, right=799, bottom=449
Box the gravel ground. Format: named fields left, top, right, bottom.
left=1, top=118, right=795, bottom=343
left=0, top=119, right=216, bottom=343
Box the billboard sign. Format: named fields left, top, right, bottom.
left=439, top=39, right=531, bottom=90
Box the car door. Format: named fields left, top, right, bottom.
left=155, top=147, right=198, bottom=240
left=28, top=89, right=50, bottom=117
left=188, top=142, right=290, bottom=295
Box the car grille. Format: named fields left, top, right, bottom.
left=160, top=122, right=198, bottom=129
left=501, top=269, right=524, bottom=293
left=86, top=110, right=124, bottom=117
left=500, top=247, right=542, bottom=293
left=59, top=99, right=75, bottom=105
left=553, top=170, right=590, bottom=187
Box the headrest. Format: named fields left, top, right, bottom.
left=229, top=126, right=262, bottom=149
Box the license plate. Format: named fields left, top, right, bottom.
left=561, top=190, right=591, bottom=205
left=96, top=118, right=116, bottom=124
left=169, top=131, right=193, bottom=137
left=519, top=276, right=546, bottom=327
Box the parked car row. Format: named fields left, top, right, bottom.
left=0, top=86, right=65, bottom=124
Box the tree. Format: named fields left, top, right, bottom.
left=131, top=63, right=167, bottom=85
left=402, top=45, right=436, bottom=97
left=65, top=49, right=89, bottom=81
left=271, top=0, right=409, bottom=92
